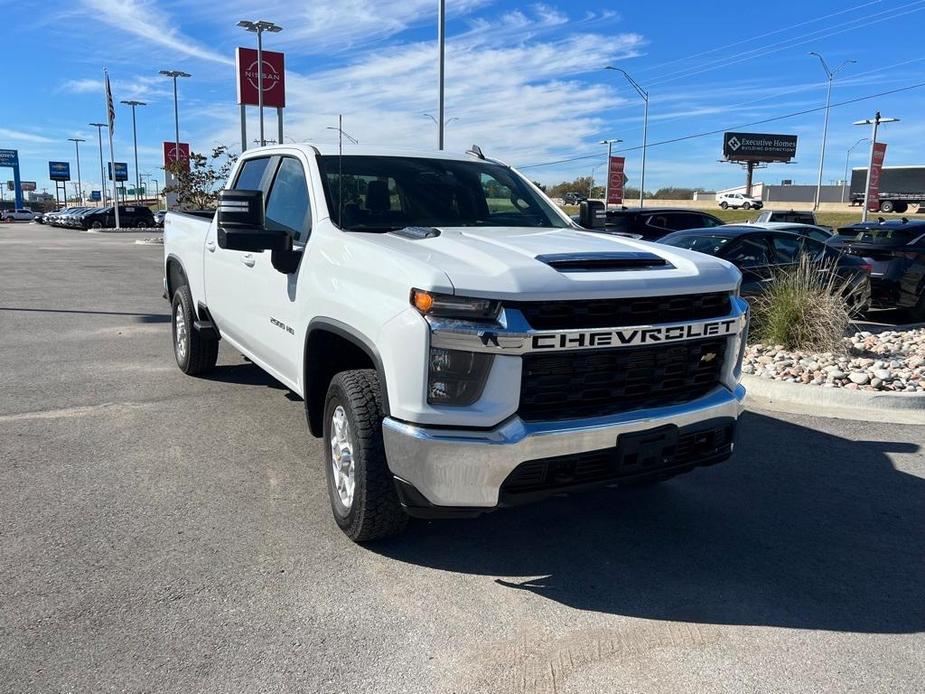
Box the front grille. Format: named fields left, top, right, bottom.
left=501, top=420, right=735, bottom=496
left=507, top=292, right=731, bottom=330
left=519, top=338, right=726, bottom=421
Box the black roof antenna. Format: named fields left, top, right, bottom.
left=901, top=216, right=909, bottom=223
left=466, top=144, right=485, bottom=160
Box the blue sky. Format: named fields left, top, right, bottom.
left=1, top=0, right=924, bottom=198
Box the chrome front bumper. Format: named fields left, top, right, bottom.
left=383, top=383, right=747, bottom=508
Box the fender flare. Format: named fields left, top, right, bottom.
left=305, top=317, right=391, bottom=418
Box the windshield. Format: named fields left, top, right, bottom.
left=660, top=233, right=734, bottom=255
left=317, top=155, right=569, bottom=231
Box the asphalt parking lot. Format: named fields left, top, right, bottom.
left=2, top=225, right=924, bottom=693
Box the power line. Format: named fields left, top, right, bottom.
left=517, top=80, right=925, bottom=170
left=645, top=0, right=925, bottom=87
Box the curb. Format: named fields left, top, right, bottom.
left=742, top=374, right=925, bottom=424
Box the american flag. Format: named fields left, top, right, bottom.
left=104, top=69, right=115, bottom=134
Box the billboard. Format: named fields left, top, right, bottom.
left=866, top=142, right=887, bottom=212
left=606, top=156, right=626, bottom=205
left=0, top=149, right=18, bottom=167
left=723, top=132, right=798, bottom=162
left=108, top=162, right=129, bottom=181
left=49, top=161, right=71, bottom=181
left=21, top=181, right=37, bottom=192
left=90, top=190, right=102, bottom=201
left=163, top=141, right=190, bottom=170
left=236, top=47, right=286, bottom=108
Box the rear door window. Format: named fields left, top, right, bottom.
left=771, top=235, right=802, bottom=264
left=725, top=237, right=772, bottom=267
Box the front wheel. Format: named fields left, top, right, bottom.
left=171, top=285, right=218, bottom=375
left=742, top=202, right=751, bottom=210
left=880, top=200, right=895, bottom=213
left=323, top=370, right=407, bottom=542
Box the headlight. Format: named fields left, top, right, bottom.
left=411, top=289, right=501, bottom=322
left=427, top=347, right=493, bottom=406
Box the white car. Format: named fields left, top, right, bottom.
left=164, top=144, right=748, bottom=541
left=717, top=193, right=763, bottom=210
left=1, top=208, right=35, bottom=222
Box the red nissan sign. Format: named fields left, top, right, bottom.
left=607, top=156, right=626, bottom=205
left=236, top=47, right=286, bottom=108
left=866, top=142, right=887, bottom=212
left=163, top=141, right=190, bottom=170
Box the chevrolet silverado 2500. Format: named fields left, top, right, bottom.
left=163, top=145, right=748, bottom=541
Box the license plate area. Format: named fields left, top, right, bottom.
left=616, top=424, right=680, bottom=476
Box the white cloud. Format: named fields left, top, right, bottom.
left=206, top=10, right=645, bottom=169
left=0, top=128, right=55, bottom=143
left=77, top=0, right=233, bottom=65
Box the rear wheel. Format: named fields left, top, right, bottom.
left=323, top=370, right=407, bottom=542
left=720, top=201, right=728, bottom=209
left=742, top=202, right=751, bottom=210
left=171, top=285, right=218, bottom=375
left=893, top=202, right=909, bottom=214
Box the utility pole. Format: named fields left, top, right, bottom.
left=853, top=111, right=899, bottom=222
left=67, top=137, right=85, bottom=205
left=437, top=0, right=446, bottom=150
left=842, top=137, right=868, bottom=204
left=120, top=100, right=147, bottom=201
left=809, top=52, right=855, bottom=211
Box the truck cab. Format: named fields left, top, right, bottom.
left=164, top=144, right=748, bottom=541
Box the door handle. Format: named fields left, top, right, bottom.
left=242, top=253, right=256, bottom=267
left=205, top=240, right=216, bottom=252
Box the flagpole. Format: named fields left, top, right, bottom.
left=104, top=68, right=121, bottom=229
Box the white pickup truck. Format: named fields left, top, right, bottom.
left=164, top=144, right=748, bottom=541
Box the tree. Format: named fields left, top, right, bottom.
left=164, top=145, right=238, bottom=210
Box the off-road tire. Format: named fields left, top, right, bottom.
left=323, top=369, right=407, bottom=542
left=171, top=284, right=218, bottom=375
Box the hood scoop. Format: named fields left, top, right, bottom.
left=389, top=226, right=441, bottom=240
left=536, top=252, right=672, bottom=273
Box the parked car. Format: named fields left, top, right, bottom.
left=163, top=144, right=748, bottom=541
left=53, top=207, right=89, bottom=228
left=746, top=221, right=838, bottom=245
left=753, top=209, right=817, bottom=225
left=658, top=225, right=870, bottom=310
left=562, top=191, right=586, bottom=205
left=1, top=208, right=35, bottom=222
left=34, top=212, right=46, bottom=224
left=838, top=219, right=925, bottom=319
left=153, top=210, right=167, bottom=227
left=574, top=205, right=726, bottom=240
left=80, top=205, right=155, bottom=229
left=717, top=192, right=763, bottom=210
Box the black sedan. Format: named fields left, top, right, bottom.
left=838, top=219, right=925, bottom=319
left=575, top=205, right=726, bottom=240
left=658, top=225, right=871, bottom=310
left=79, top=205, right=155, bottom=230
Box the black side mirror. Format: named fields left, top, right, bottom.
left=217, top=189, right=286, bottom=253
left=579, top=200, right=606, bottom=229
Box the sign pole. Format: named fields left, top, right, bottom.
left=277, top=107, right=283, bottom=145
left=604, top=141, right=612, bottom=208
left=257, top=27, right=265, bottom=146
left=240, top=104, right=247, bottom=153
left=861, top=114, right=879, bottom=223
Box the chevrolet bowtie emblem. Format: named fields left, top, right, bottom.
left=700, top=352, right=717, bottom=363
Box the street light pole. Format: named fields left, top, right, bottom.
left=237, top=20, right=283, bottom=147
left=159, top=70, right=191, bottom=167
left=120, top=100, right=146, bottom=201
left=605, top=67, right=648, bottom=207
left=809, top=53, right=855, bottom=211
left=89, top=123, right=107, bottom=206
left=842, top=137, right=869, bottom=204
left=67, top=137, right=85, bottom=205
left=599, top=138, right=622, bottom=208
left=438, top=0, right=446, bottom=150
left=853, top=111, right=899, bottom=222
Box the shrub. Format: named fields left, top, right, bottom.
left=749, top=255, right=861, bottom=352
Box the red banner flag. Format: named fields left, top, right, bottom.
left=236, top=47, right=286, bottom=108
left=866, top=142, right=887, bottom=212
left=607, top=156, right=626, bottom=205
